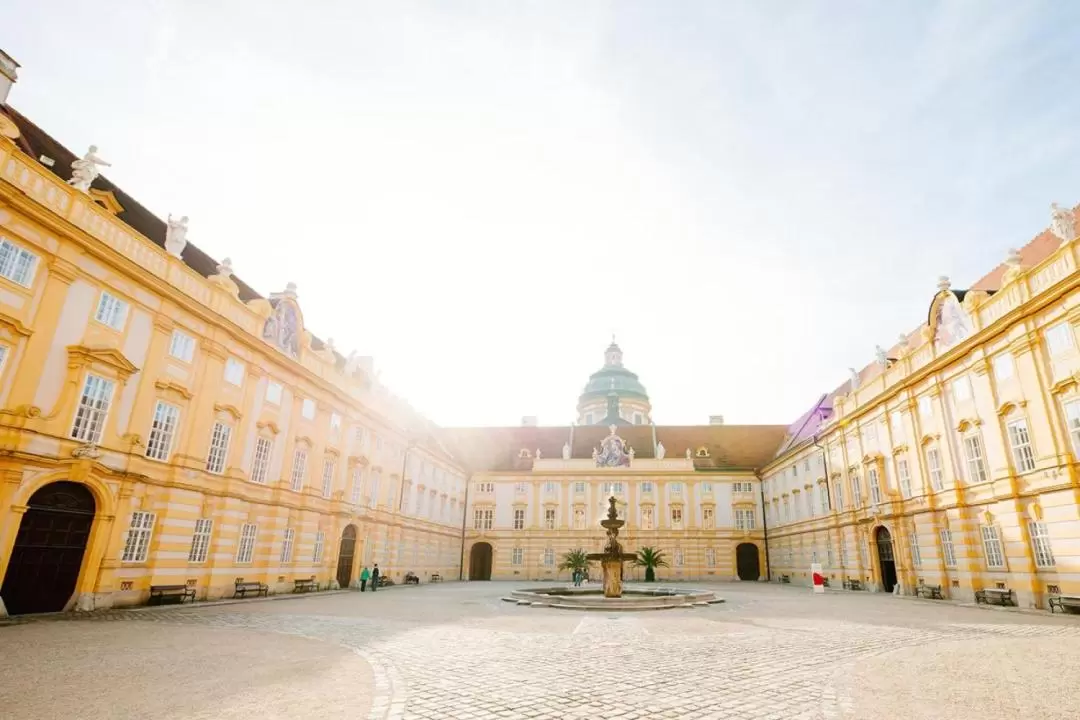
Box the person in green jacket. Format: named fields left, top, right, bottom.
left=359, top=566, right=371, bottom=592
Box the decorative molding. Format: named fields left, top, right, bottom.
left=88, top=188, right=124, bottom=215
left=213, top=403, right=242, bottom=420
left=294, top=434, right=314, bottom=448
left=891, top=444, right=910, bottom=456
left=956, top=417, right=983, bottom=432
left=0, top=312, right=33, bottom=337
left=46, top=258, right=79, bottom=284
left=66, top=344, right=139, bottom=380
left=1050, top=375, right=1079, bottom=395
left=919, top=433, right=940, bottom=447
left=1027, top=502, right=1043, bottom=522
left=995, top=400, right=1027, bottom=417
left=256, top=419, right=280, bottom=435
left=71, top=443, right=101, bottom=459
left=154, top=379, right=193, bottom=401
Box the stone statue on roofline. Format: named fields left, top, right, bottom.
left=656, top=441, right=666, bottom=460
left=562, top=442, right=571, bottom=460
left=216, top=257, right=234, bottom=278
left=1051, top=202, right=1076, bottom=243
left=68, top=145, right=110, bottom=192
left=848, top=367, right=860, bottom=390
left=875, top=345, right=889, bottom=367
left=165, top=214, right=189, bottom=258
left=686, top=448, right=692, bottom=460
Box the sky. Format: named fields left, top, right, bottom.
left=5, top=1, right=1080, bottom=428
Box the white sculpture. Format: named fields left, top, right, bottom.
left=165, top=214, right=189, bottom=258
left=535, top=448, right=542, bottom=460
left=875, top=345, right=889, bottom=367
left=592, top=447, right=599, bottom=461
left=215, top=257, right=234, bottom=277
left=656, top=441, right=666, bottom=460
left=562, top=442, right=571, bottom=460
left=68, top=145, right=110, bottom=192
left=937, top=276, right=951, bottom=293
left=686, top=448, right=692, bottom=460
left=1051, top=202, right=1075, bottom=243
left=848, top=367, right=860, bottom=390
left=628, top=446, right=635, bottom=460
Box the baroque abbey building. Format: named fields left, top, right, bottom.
left=2, top=51, right=1080, bottom=615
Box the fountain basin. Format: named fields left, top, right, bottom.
left=505, top=584, right=723, bottom=611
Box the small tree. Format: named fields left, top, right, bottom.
left=559, top=548, right=591, bottom=578
left=634, top=546, right=669, bottom=582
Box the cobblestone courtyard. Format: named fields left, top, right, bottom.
left=3, top=582, right=1080, bottom=719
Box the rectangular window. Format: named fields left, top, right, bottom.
left=224, top=358, right=245, bottom=386
left=251, top=437, right=274, bottom=484
left=473, top=508, right=493, bottom=530
left=0, top=345, right=7, bottom=376
left=265, top=381, right=283, bottom=405
left=705, top=547, right=716, bottom=567
left=963, top=434, right=989, bottom=484
left=1046, top=321, right=1074, bottom=356
left=236, top=523, right=257, bottom=564
left=350, top=467, right=363, bottom=504
left=909, top=527, right=922, bottom=568
left=313, top=530, right=325, bottom=563
left=513, top=508, right=525, bottom=530
left=733, top=482, right=753, bottom=493
left=703, top=506, right=715, bottom=529
left=1007, top=418, right=1036, bottom=473
left=940, top=528, right=956, bottom=568
left=640, top=506, right=653, bottom=530
left=321, top=457, right=336, bottom=498
left=544, top=481, right=557, bottom=494
left=891, top=411, right=905, bottom=443
left=353, top=426, right=366, bottom=450
left=301, top=398, right=316, bottom=420
left=951, top=376, right=972, bottom=403
left=735, top=509, right=756, bottom=530
left=918, top=395, right=933, bottom=418
left=993, top=353, right=1014, bottom=382
left=670, top=507, right=683, bottom=528
left=701, top=482, right=713, bottom=493
left=94, top=291, right=129, bottom=330
left=850, top=473, right=862, bottom=507
left=819, top=484, right=830, bottom=514
left=833, top=479, right=844, bottom=510
left=280, top=528, right=295, bottom=563
left=369, top=472, right=381, bottom=508
left=205, top=422, right=232, bottom=474
left=1029, top=520, right=1055, bottom=568
left=513, top=482, right=527, bottom=494
left=71, top=374, right=115, bottom=444
left=574, top=508, right=586, bottom=529
left=168, top=330, right=195, bottom=363
left=145, top=401, right=180, bottom=461
left=673, top=548, right=684, bottom=567
left=121, top=511, right=156, bottom=563
left=542, top=548, right=555, bottom=567
left=981, top=525, right=1005, bottom=569
left=544, top=508, right=556, bottom=529
left=868, top=467, right=882, bottom=505
left=897, top=458, right=912, bottom=498
left=574, top=481, right=586, bottom=493
left=839, top=535, right=849, bottom=566
left=670, top=482, right=683, bottom=496
left=188, top=518, right=212, bottom=563
left=804, top=491, right=814, bottom=518
left=926, top=447, right=944, bottom=491
left=330, top=413, right=342, bottom=434
left=477, top=482, right=494, bottom=493
left=290, top=449, right=308, bottom=491
left=0, top=237, right=39, bottom=286
left=512, top=547, right=523, bottom=565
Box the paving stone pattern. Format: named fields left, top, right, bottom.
left=3, top=583, right=1080, bottom=719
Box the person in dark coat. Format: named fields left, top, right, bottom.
left=371, top=564, right=380, bottom=592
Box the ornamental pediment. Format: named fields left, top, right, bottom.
left=66, top=344, right=139, bottom=379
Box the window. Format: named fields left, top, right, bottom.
left=266, top=381, right=283, bottom=405
left=868, top=467, right=882, bottom=505
left=145, top=401, right=180, bottom=461
left=513, top=508, right=525, bottom=530
left=514, top=481, right=527, bottom=494
left=926, top=447, right=944, bottom=491
left=477, top=482, right=494, bottom=493
left=940, top=528, right=956, bottom=568
left=640, top=506, right=654, bottom=530
left=833, top=479, right=844, bottom=510
left=673, top=548, right=684, bottom=567
left=584, top=413, right=594, bottom=425
left=839, top=535, right=849, bottom=567
left=234, top=523, right=257, bottom=563
left=1029, top=520, right=1055, bottom=568
left=819, top=484, right=830, bottom=514
left=94, top=291, right=128, bottom=330
left=963, top=433, right=988, bottom=484
left=992, top=353, right=1014, bottom=382
left=0, top=237, right=38, bottom=286
left=704, top=547, right=716, bottom=567
left=205, top=422, right=232, bottom=474
left=224, top=358, right=245, bottom=386
left=574, top=481, right=586, bottom=493
left=849, top=473, right=862, bottom=507
left=70, top=374, right=115, bottom=444
left=543, top=548, right=555, bottom=566
left=701, top=482, right=713, bottom=493
left=804, top=491, right=814, bottom=518
left=251, top=437, right=273, bottom=484
left=981, top=525, right=1005, bottom=568
left=951, top=376, right=972, bottom=403
left=121, top=511, right=155, bottom=563
left=909, top=528, right=922, bottom=568
left=280, top=528, right=295, bottom=563
left=918, top=395, right=933, bottom=418
left=544, top=508, right=556, bottom=529
left=782, top=497, right=790, bottom=522
left=369, top=472, right=380, bottom=508
left=735, top=508, right=756, bottom=530
left=670, top=507, right=683, bottom=528
left=1046, top=322, right=1074, bottom=356
left=350, top=466, right=363, bottom=503
left=473, top=508, right=493, bottom=530
left=290, top=449, right=308, bottom=491
left=733, top=482, right=753, bottom=493
left=313, top=529, right=325, bottom=562
left=1007, top=418, right=1036, bottom=473
left=670, top=482, right=683, bottom=496
left=544, top=481, right=557, bottom=494
left=301, top=398, right=316, bottom=420
left=703, top=507, right=714, bottom=529
left=330, top=413, right=342, bottom=434
left=633, top=412, right=643, bottom=425
left=168, top=329, right=197, bottom=362
left=188, top=518, right=212, bottom=563
left=321, top=457, right=336, bottom=497
left=574, top=508, right=586, bottom=529
left=512, top=547, right=523, bottom=565
left=897, top=458, right=912, bottom=498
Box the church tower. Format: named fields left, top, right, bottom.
left=576, top=339, right=653, bottom=425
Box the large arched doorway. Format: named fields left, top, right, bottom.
left=336, top=524, right=357, bottom=589
left=1, top=481, right=96, bottom=615
left=469, top=542, right=493, bottom=581
left=736, top=543, right=760, bottom=581
left=875, top=526, right=897, bottom=593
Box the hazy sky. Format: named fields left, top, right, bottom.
left=6, top=1, right=1080, bottom=427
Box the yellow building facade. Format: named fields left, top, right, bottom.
left=762, top=208, right=1080, bottom=609
left=0, top=96, right=467, bottom=616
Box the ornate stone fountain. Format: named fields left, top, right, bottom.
left=587, top=496, right=637, bottom=598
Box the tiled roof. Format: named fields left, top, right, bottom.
left=771, top=394, right=833, bottom=459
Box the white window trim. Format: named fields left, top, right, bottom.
left=71, top=374, right=115, bottom=444
left=0, top=236, right=39, bottom=287
left=250, top=436, right=274, bottom=484
left=94, top=291, right=129, bottom=330
left=236, top=523, right=258, bottom=564
left=205, top=422, right=232, bottom=474
left=224, top=358, right=245, bottom=386
left=188, top=518, right=212, bottom=563
left=121, top=511, right=156, bottom=563
left=145, top=400, right=181, bottom=462
left=168, top=329, right=196, bottom=363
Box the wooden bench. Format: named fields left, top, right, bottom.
left=430, top=573, right=442, bottom=583
left=843, top=579, right=862, bottom=591
left=974, top=587, right=1015, bottom=606
left=149, top=584, right=196, bottom=605
left=1048, top=594, right=1080, bottom=614
left=233, top=580, right=269, bottom=599
left=404, top=572, right=420, bottom=585
left=916, top=583, right=944, bottom=599
left=293, top=578, right=317, bottom=593
left=376, top=575, right=394, bottom=588
left=779, top=574, right=791, bottom=584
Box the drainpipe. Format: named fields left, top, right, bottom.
left=813, top=434, right=832, bottom=509
left=650, top=421, right=658, bottom=455
left=755, top=470, right=771, bottom=582
left=458, top=472, right=470, bottom=581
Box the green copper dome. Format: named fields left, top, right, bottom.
left=578, top=341, right=650, bottom=402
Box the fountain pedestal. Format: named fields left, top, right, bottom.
left=587, top=496, right=638, bottom=599
left=602, top=558, right=623, bottom=598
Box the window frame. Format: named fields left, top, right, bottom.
left=223, top=357, right=245, bottom=386
left=0, top=236, right=39, bottom=287
left=168, top=329, right=196, bottom=363
left=121, top=511, right=156, bottom=563
left=250, top=436, right=274, bottom=484
left=145, top=400, right=181, bottom=461
left=93, top=290, right=129, bottom=331
left=1006, top=417, right=1036, bottom=473
left=1029, top=520, right=1055, bottom=568
left=188, top=518, right=213, bottom=563
left=205, top=421, right=232, bottom=475
left=70, top=373, right=116, bottom=444
left=980, top=525, right=1005, bottom=569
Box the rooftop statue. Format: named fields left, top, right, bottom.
left=1051, top=202, right=1075, bottom=243
left=165, top=214, right=189, bottom=258
left=656, top=441, right=665, bottom=460
left=68, top=145, right=110, bottom=193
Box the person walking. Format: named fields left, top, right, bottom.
left=371, top=564, right=380, bottom=592
left=359, top=566, right=370, bottom=592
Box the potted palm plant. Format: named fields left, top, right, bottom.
left=559, top=548, right=591, bottom=583
left=634, top=546, right=669, bottom=582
